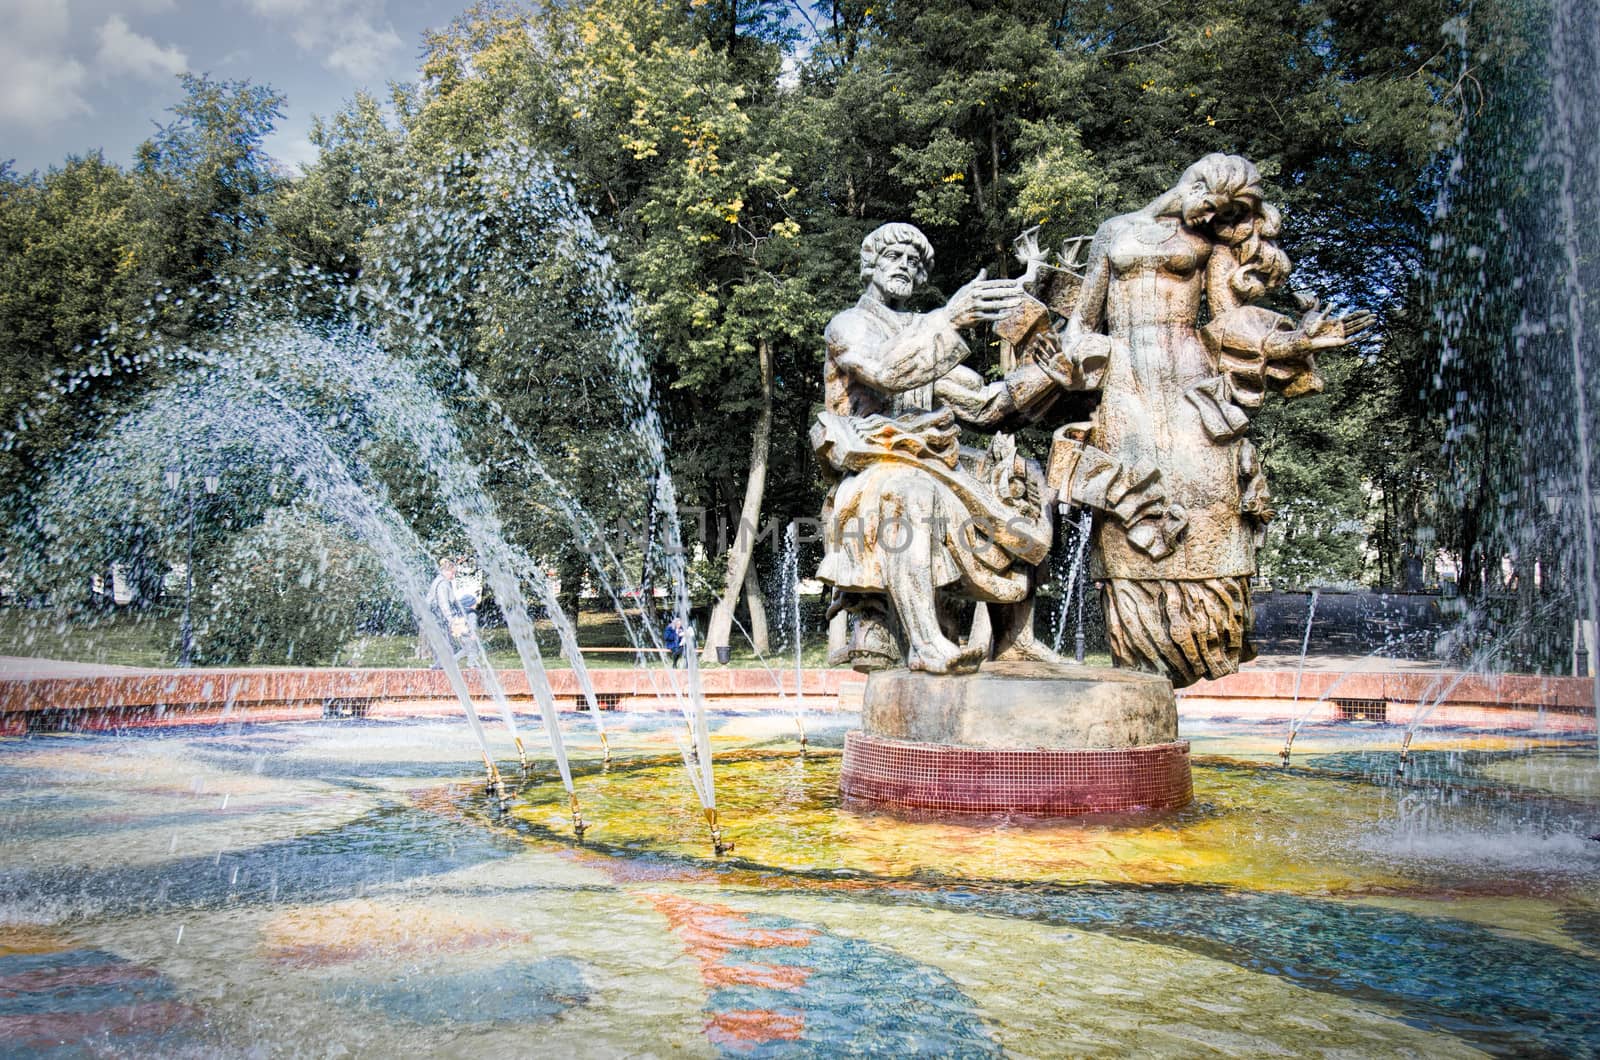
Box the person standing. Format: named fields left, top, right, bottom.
left=664, top=615, right=686, bottom=667
left=428, top=558, right=469, bottom=667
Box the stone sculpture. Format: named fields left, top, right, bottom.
left=816, top=155, right=1371, bottom=689
left=813, top=223, right=1105, bottom=675
left=1053, top=153, right=1372, bottom=686
left=825, top=155, right=1372, bottom=818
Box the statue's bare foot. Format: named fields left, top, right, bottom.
left=909, top=640, right=985, bottom=675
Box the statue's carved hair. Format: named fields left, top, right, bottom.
left=1181, top=153, right=1291, bottom=302
left=860, top=223, right=934, bottom=281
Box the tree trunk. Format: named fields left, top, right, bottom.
left=743, top=564, right=770, bottom=654
left=702, top=338, right=774, bottom=663
left=556, top=547, right=586, bottom=627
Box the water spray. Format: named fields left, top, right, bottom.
left=730, top=610, right=808, bottom=754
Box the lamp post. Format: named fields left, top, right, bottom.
left=165, top=463, right=219, bottom=668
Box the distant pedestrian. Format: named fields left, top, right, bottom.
left=428, top=558, right=469, bottom=667
left=664, top=615, right=687, bottom=667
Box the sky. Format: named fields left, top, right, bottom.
left=0, top=0, right=458, bottom=176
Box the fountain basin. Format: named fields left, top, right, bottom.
left=2, top=706, right=1599, bottom=1055
left=841, top=663, right=1192, bottom=815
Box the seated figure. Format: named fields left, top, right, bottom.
left=814, top=223, right=1110, bottom=674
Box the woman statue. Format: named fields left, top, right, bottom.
left=1056, top=154, right=1372, bottom=686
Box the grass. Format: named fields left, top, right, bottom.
left=0, top=604, right=1114, bottom=671
left=0, top=607, right=183, bottom=668
left=0, top=605, right=849, bottom=670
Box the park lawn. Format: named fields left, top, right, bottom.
left=0, top=605, right=840, bottom=670
left=0, top=607, right=182, bottom=668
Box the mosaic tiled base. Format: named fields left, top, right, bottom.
left=840, top=732, right=1192, bottom=815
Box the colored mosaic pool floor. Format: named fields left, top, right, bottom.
left=2, top=710, right=1598, bottom=1056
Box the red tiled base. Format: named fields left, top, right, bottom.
left=840, top=731, right=1192, bottom=816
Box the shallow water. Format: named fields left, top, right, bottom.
left=1, top=711, right=1597, bottom=1056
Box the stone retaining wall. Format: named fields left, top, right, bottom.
left=1177, top=668, right=1596, bottom=731
left=0, top=663, right=1592, bottom=735
left=0, top=666, right=867, bottom=734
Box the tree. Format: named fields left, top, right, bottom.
left=268, top=92, right=411, bottom=286
left=405, top=1, right=832, bottom=659
left=198, top=504, right=391, bottom=665
left=0, top=155, right=147, bottom=584
left=131, top=74, right=285, bottom=329
left=2, top=75, right=289, bottom=611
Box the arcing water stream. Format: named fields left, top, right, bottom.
left=4, top=146, right=724, bottom=846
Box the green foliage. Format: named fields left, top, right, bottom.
left=1254, top=351, right=1379, bottom=589
left=197, top=505, right=394, bottom=665
left=131, top=75, right=285, bottom=322
left=2, top=75, right=288, bottom=588
left=268, top=93, right=410, bottom=284
left=1, top=0, right=1532, bottom=661
left=0, top=156, right=144, bottom=533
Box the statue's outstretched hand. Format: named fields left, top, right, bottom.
left=1295, top=300, right=1376, bottom=351
left=1035, top=329, right=1111, bottom=390
left=946, top=269, right=1024, bottom=329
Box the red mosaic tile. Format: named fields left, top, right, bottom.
left=704, top=1009, right=806, bottom=1048
left=839, top=732, right=1192, bottom=816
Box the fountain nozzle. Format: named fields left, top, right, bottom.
left=796, top=716, right=808, bottom=754
left=485, top=764, right=511, bottom=812
left=705, top=807, right=733, bottom=857
left=514, top=736, right=530, bottom=777
left=1396, top=731, right=1414, bottom=776
left=1279, top=730, right=1297, bottom=767
left=599, top=730, right=612, bottom=768
left=570, top=792, right=587, bottom=841
left=479, top=754, right=511, bottom=811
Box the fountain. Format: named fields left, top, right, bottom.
left=1, top=25, right=1598, bottom=1054
left=818, top=158, right=1371, bottom=817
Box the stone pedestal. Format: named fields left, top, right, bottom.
left=840, top=661, right=1191, bottom=816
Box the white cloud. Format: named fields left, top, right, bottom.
left=323, top=17, right=402, bottom=80
left=0, top=51, right=91, bottom=127
left=3, top=0, right=70, bottom=42
left=246, top=0, right=402, bottom=81
left=0, top=0, right=90, bottom=127
left=95, top=14, right=187, bottom=81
